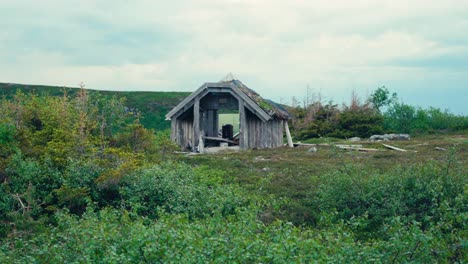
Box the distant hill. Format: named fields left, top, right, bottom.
left=0, top=82, right=190, bottom=131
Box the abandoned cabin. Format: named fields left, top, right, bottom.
left=166, top=78, right=293, bottom=152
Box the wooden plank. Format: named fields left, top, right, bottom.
left=166, top=83, right=208, bottom=119
left=337, top=146, right=380, bottom=152
left=193, top=98, right=200, bottom=152
left=203, top=136, right=238, bottom=145
left=239, top=100, right=248, bottom=149
left=199, top=131, right=205, bottom=153
left=173, top=89, right=210, bottom=120
left=335, top=144, right=363, bottom=148
left=214, top=110, right=219, bottom=137
left=284, top=121, right=294, bottom=148
left=170, top=118, right=176, bottom=141
left=293, top=142, right=330, bottom=147
left=382, top=144, right=407, bottom=152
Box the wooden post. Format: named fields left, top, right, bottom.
left=171, top=118, right=176, bottom=142
left=284, top=121, right=294, bottom=148
left=239, top=100, right=248, bottom=150
left=199, top=130, right=205, bottom=154
left=193, top=98, right=200, bottom=152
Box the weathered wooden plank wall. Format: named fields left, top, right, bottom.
left=245, top=110, right=283, bottom=149
left=201, top=110, right=218, bottom=137
left=177, top=118, right=193, bottom=148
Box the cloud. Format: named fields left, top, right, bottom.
left=0, top=0, right=467, bottom=113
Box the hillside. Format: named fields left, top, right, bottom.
left=0, top=82, right=190, bottom=131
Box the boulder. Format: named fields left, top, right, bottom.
left=370, top=134, right=410, bottom=141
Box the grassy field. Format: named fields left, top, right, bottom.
left=181, top=133, right=468, bottom=225
left=0, top=82, right=189, bottom=131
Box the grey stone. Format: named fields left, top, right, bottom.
left=308, top=147, right=318, bottom=153
left=370, top=134, right=410, bottom=141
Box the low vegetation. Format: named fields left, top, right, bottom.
left=0, top=86, right=466, bottom=262
left=289, top=86, right=468, bottom=139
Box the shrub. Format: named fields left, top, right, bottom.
left=120, top=162, right=247, bottom=219
left=312, top=161, right=466, bottom=240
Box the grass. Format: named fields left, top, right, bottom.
left=179, top=133, right=468, bottom=225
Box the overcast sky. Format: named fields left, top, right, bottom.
left=1, top=0, right=467, bottom=113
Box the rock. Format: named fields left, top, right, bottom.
left=348, top=137, right=361, bottom=142
left=262, top=167, right=270, bottom=172
left=370, top=134, right=410, bottom=141
left=308, top=147, right=318, bottom=153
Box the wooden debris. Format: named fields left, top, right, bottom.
left=293, top=142, right=330, bottom=147
left=203, top=136, right=238, bottom=145
left=284, top=122, right=294, bottom=148
left=382, top=144, right=407, bottom=152
left=198, top=133, right=205, bottom=153
left=335, top=144, right=363, bottom=148
left=174, top=151, right=190, bottom=154
left=337, top=146, right=380, bottom=152
left=435, top=147, right=447, bottom=151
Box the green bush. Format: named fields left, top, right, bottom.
left=1, top=205, right=465, bottom=263
left=384, top=104, right=468, bottom=133
left=312, top=161, right=466, bottom=240
left=331, top=108, right=384, bottom=138
left=120, top=162, right=248, bottom=220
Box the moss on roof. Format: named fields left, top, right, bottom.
left=228, top=80, right=290, bottom=120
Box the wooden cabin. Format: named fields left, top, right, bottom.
left=166, top=79, right=293, bottom=152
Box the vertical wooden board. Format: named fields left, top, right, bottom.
left=204, top=110, right=210, bottom=136
left=239, top=100, right=248, bottom=150
left=245, top=102, right=251, bottom=149
left=246, top=117, right=251, bottom=147
left=252, top=117, right=257, bottom=148
left=249, top=114, right=253, bottom=148
left=278, top=120, right=282, bottom=146
left=262, top=121, right=266, bottom=148
left=249, top=117, right=253, bottom=148
left=280, top=120, right=284, bottom=146
left=256, top=118, right=261, bottom=148
left=209, top=110, right=216, bottom=136
left=238, top=100, right=244, bottom=149
left=213, top=110, right=219, bottom=137
left=284, top=120, right=294, bottom=148
left=268, top=121, right=273, bottom=148
left=171, top=118, right=176, bottom=141
left=188, top=121, right=193, bottom=146
left=193, top=99, right=200, bottom=151
left=274, top=120, right=280, bottom=148
left=280, top=121, right=284, bottom=145
left=268, top=121, right=275, bottom=148
left=181, top=121, right=185, bottom=146
left=249, top=118, right=254, bottom=147
left=249, top=117, right=254, bottom=148
left=272, top=121, right=277, bottom=147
